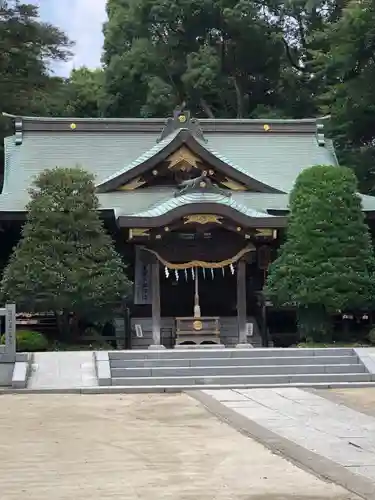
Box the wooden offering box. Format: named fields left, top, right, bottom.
left=175, top=317, right=220, bottom=346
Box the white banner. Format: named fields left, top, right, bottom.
left=134, top=246, right=152, bottom=305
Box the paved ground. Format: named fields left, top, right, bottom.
left=29, top=351, right=97, bottom=389
left=203, top=387, right=375, bottom=493
left=314, top=388, right=375, bottom=418
left=0, top=393, right=359, bottom=500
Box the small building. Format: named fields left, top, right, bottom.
left=1, top=110, right=375, bottom=348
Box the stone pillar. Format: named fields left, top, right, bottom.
left=236, top=260, right=253, bottom=348
left=5, top=303, right=16, bottom=358
left=149, top=259, right=165, bottom=349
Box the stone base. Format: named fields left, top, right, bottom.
left=235, top=343, right=254, bottom=349
left=148, top=344, right=166, bottom=350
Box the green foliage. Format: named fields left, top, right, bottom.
left=0, top=167, right=132, bottom=326
left=266, top=165, right=375, bottom=336
left=368, top=328, right=375, bottom=346
left=297, top=341, right=367, bottom=348
left=63, top=68, right=105, bottom=118
left=0, top=1, right=72, bottom=179
left=1, top=330, right=48, bottom=352
left=49, top=340, right=113, bottom=351
left=297, top=304, right=333, bottom=342
left=1, top=0, right=375, bottom=203
left=314, top=0, right=375, bottom=193
left=101, top=0, right=300, bottom=119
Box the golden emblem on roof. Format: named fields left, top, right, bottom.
left=184, top=214, right=223, bottom=225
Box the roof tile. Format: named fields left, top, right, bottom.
left=119, top=191, right=274, bottom=219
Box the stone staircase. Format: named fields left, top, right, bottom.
left=95, top=347, right=375, bottom=389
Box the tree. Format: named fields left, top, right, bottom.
left=1, top=167, right=132, bottom=339
left=0, top=1, right=72, bottom=185
left=101, top=0, right=289, bottom=119
left=63, top=68, right=104, bottom=117
left=313, top=0, right=375, bottom=194
left=101, top=0, right=352, bottom=120
left=265, top=165, right=375, bottom=340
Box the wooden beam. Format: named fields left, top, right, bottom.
left=118, top=176, right=146, bottom=190
left=236, top=259, right=248, bottom=345
left=220, top=177, right=247, bottom=191
left=166, top=145, right=201, bottom=170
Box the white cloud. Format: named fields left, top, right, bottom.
left=30, top=0, right=107, bottom=76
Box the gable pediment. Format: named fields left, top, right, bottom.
left=96, top=129, right=283, bottom=194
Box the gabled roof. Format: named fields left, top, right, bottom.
left=96, top=128, right=282, bottom=193
left=116, top=191, right=286, bottom=228
left=2, top=114, right=337, bottom=201
left=120, top=192, right=273, bottom=218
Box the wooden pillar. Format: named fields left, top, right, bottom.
left=236, top=259, right=250, bottom=347
left=150, top=259, right=164, bottom=349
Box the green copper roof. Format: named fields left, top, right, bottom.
left=97, top=128, right=182, bottom=188
left=3, top=136, right=16, bottom=189
left=2, top=114, right=375, bottom=216
left=116, top=191, right=275, bottom=219
left=96, top=127, right=281, bottom=192
left=2, top=117, right=337, bottom=199
left=2, top=186, right=375, bottom=214
left=2, top=130, right=161, bottom=195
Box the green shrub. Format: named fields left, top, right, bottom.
left=368, top=328, right=375, bottom=345
left=1, top=330, right=48, bottom=352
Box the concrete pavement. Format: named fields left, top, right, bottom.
left=28, top=351, right=98, bottom=389
left=197, top=387, right=375, bottom=498
left=314, top=387, right=375, bottom=418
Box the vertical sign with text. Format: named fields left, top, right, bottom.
left=134, top=247, right=152, bottom=305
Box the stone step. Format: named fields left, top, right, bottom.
left=111, top=363, right=365, bottom=378
left=111, top=372, right=372, bottom=387
left=108, top=347, right=356, bottom=360
left=83, top=381, right=375, bottom=393
left=110, top=355, right=359, bottom=369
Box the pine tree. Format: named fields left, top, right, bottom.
left=1, top=167, right=131, bottom=338
left=265, top=165, right=375, bottom=340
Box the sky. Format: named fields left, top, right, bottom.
left=29, top=0, right=107, bottom=76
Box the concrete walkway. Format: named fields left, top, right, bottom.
left=0, top=393, right=359, bottom=500
left=29, top=351, right=98, bottom=389
left=201, top=387, right=375, bottom=497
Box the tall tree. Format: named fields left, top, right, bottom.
left=63, top=68, right=104, bottom=117
left=265, top=165, right=375, bottom=340
left=102, top=0, right=289, bottom=118
left=101, top=0, right=350, bottom=120
left=1, top=167, right=131, bottom=339
left=0, top=1, right=72, bottom=185
left=313, top=0, right=375, bottom=194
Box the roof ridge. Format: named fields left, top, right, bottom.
left=2, top=111, right=325, bottom=124
left=2, top=112, right=326, bottom=135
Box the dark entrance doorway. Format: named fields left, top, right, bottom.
left=160, top=265, right=237, bottom=318
left=157, top=227, right=247, bottom=320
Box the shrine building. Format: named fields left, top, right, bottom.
left=2, top=110, right=375, bottom=348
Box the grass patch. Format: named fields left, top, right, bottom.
left=296, top=341, right=370, bottom=348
